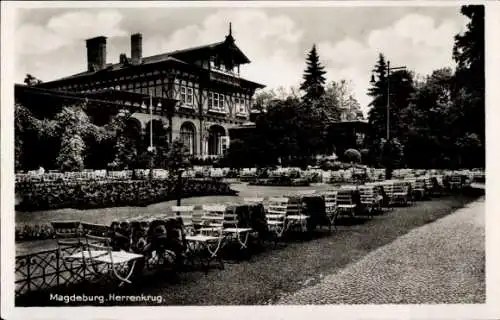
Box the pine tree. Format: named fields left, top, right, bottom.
left=300, top=45, right=327, bottom=102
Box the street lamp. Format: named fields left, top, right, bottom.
left=143, top=92, right=162, bottom=179
left=370, top=60, right=406, bottom=179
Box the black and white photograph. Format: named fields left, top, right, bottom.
left=1, top=1, right=498, bottom=319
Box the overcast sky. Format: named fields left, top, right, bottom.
left=14, top=5, right=468, bottom=115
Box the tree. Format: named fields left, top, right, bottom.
left=23, top=74, right=43, bottom=86
left=324, top=80, right=363, bottom=121
left=300, top=45, right=327, bottom=103
left=54, top=105, right=96, bottom=171
left=165, top=138, right=192, bottom=205
left=453, top=5, right=484, bottom=166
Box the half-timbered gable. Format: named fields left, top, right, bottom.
left=24, top=24, right=264, bottom=158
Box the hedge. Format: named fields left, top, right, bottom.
left=15, top=179, right=237, bottom=212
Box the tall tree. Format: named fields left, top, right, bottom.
left=300, top=45, right=327, bottom=102
left=452, top=5, right=484, bottom=166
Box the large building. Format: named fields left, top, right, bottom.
left=19, top=24, right=265, bottom=159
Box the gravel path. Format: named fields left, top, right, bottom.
left=277, top=197, right=485, bottom=304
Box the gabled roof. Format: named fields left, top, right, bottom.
left=53, top=34, right=250, bottom=81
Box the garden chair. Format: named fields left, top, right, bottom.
left=336, top=188, right=357, bottom=218
left=222, top=206, right=254, bottom=259
left=414, top=177, right=427, bottom=200
left=51, top=220, right=86, bottom=283
left=322, top=190, right=339, bottom=232
left=380, top=181, right=395, bottom=208
left=284, top=196, right=309, bottom=234
left=392, top=180, right=411, bottom=206
left=266, top=197, right=289, bottom=247
left=74, top=222, right=143, bottom=286
left=243, top=197, right=265, bottom=205
left=171, top=205, right=196, bottom=235
left=358, top=185, right=382, bottom=217
left=449, top=174, right=463, bottom=191
left=184, top=205, right=226, bottom=272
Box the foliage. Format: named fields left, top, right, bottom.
left=325, top=80, right=363, bottom=121
left=300, top=45, right=327, bottom=103
left=165, top=138, right=192, bottom=177
left=343, top=148, right=362, bottom=163
left=23, top=74, right=43, bottom=86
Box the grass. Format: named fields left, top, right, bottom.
left=15, top=188, right=484, bottom=306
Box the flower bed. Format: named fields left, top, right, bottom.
left=15, top=179, right=237, bottom=212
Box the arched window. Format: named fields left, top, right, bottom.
left=180, top=122, right=196, bottom=155
left=208, top=125, right=226, bottom=156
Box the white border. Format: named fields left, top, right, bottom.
left=2, top=1, right=499, bottom=319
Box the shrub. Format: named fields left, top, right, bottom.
left=344, top=148, right=362, bottom=164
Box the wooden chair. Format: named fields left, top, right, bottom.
left=414, top=177, right=427, bottom=200
left=184, top=205, right=226, bottom=272
left=358, top=185, right=382, bottom=217
left=284, top=196, right=309, bottom=233
left=380, top=181, right=395, bottom=208
left=322, top=191, right=338, bottom=232
left=74, top=222, right=143, bottom=286
left=171, top=205, right=196, bottom=235
left=336, top=188, right=357, bottom=218
left=449, top=174, right=463, bottom=191
left=51, top=220, right=86, bottom=283
left=392, top=181, right=410, bottom=206
left=266, top=197, right=288, bottom=246
left=223, top=206, right=253, bottom=251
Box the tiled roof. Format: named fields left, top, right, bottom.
left=55, top=40, right=250, bottom=82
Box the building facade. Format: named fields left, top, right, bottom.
left=30, top=25, right=265, bottom=158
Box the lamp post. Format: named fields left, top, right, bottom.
left=143, top=91, right=162, bottom=180
left=370, top=60, right=406, bottom=179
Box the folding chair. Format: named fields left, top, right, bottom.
left=414, top=177, right=427, bottom=200
left=358, top=185, right=382, bottom=217
left=51, top=220, right=86, bottom=283
left=171, top=205, right=196, bottom=236
left=322, top=191, right=339, bottom=232
left=336, top=188, right=357, bottom=218
left=392, top=181, right=410, bottom=206
left=284, top=196, right=309, bottom=234
left=266, top=197, right=288, bottom=247
left=380, top=181, right=395, bottom=208
left=74, top=222, right=143, bottom=286
left=223, top=206, right=253, bottom=251
left=184, top=205, right=226, bottom=272
left=449, top=174, right=463, bottom=191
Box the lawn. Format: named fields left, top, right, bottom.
left=16, top=188, right=484, bottom=306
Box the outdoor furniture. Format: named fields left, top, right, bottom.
left=322, top=190, right=339, bottom=232
left=171, top=205, right=196, bottom=235
left=380, top=181, right=395, bottom=208
left=449, top=174, right=463, bottom=191
left=336, top=188, right=357, bottom=218
left=71, top=222, right=143, bottom=286
left=51, top=220, right=86, bottom=283
left=266, top=197, right=288, bottom=246
left=414, top=177, right=427, bottom=200
left=392, top=180, right=411, bottom=206
left=283, top=195, right=310, bottom=234
left=358, top=185, right=382, bottom=217
left=185, top=205, right=226, bottom=272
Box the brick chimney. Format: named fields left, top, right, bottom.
left=86, top=36, right=107, bottom=72
left=131, top=33, right=142, bottom=64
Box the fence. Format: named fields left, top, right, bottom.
left=15, top=246, right=84, bottom=297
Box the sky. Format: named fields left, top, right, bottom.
left=14, top=5, right=469, bottom=116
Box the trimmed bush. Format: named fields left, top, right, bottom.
left=15, top=179, right=237, bottom=212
